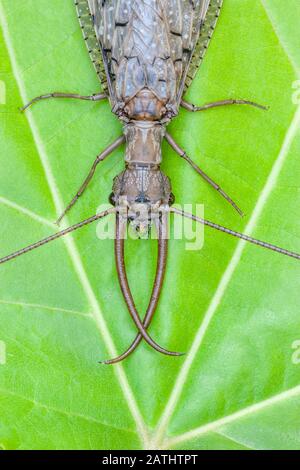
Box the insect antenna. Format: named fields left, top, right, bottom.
left=0, top=208, right=115, bottom=265
left=101, top=213, right=169, bottom=365
left=112, top=212, right=184, bottom=359
left=171, top=208, right=300, bottom=261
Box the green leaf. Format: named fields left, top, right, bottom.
left=0, top=0, right=300, bottom=450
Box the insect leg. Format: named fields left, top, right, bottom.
left=165, top=133, right=243, bottom=217
left=0, top=209, right=115, bottom=265
left=56, top=136, right=125, bottom=225
left=20, top=92, right=107, bottom=111
left=113, top=212, right=184, bottom=358
left=181, top=99, right=268, bottom=113
left=101, top=213, right=169, bottom=364
left=171, top=207, right=300, bottom=261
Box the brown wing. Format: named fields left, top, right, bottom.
left=88, top=0, right=178, bottom=107
left=77, top=1, right=223, bottom=109
left=164, top=0, right=210, bottom=101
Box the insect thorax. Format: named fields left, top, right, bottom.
left=124, top=121, right=165, bottom=166
left=110, top=120, right=172, bottom=233
left=113, top=119, right=171, bottom=201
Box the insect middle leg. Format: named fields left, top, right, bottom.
left=181, top=98, right=268, bottom=113
left=21, top=92, right=107, bottom=111
left=165, top=133, right=243, bottom=217
left=56, top=135, right=125, bottom=225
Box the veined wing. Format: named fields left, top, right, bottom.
left=164, top=0, right=206, bottom=101
left=75, top=0, right=109, bottom=93
left=75, top=1, right=223, bottom=111
left=86, top=0, right=179, bottom=109
left=184, top=0, right=223, bottom=93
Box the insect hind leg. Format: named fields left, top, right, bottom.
left=181, top=99, right=268, bottom=113
left=20, top=92, right=107, bottom=111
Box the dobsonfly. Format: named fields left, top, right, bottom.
left=1, top=0, right=300, bottom=364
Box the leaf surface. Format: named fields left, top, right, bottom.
left=0, top=0, right=299, bottom=450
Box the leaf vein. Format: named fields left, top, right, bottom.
left=0, top=196, right=54, bottom=228
left=0, top=4, right=149, bottom=446
left=154, top=103, right=300, bottom=446
left=260, top=0, right=300, bottom=76
left=0, top=387, right=137, bottom=436
left=0, top=299, right=92, bottom=318
left=164, top=383, right=300, bottom=448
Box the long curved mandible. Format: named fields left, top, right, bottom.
left=112, top=211, right=183, bottom=359
left=102, top=212, right=171, bottom=364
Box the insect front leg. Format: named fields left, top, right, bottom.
left=181, top=98, right=268, bottom=113
left=165, top=133, right=243, bottom=217
left=56, top=135, right=125, bottom=225
left=20, top=92, right=107, bottom=111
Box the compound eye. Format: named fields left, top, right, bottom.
left=109, top=192, right=116, bottom=206
left=169, top=193, right=175, bottom=206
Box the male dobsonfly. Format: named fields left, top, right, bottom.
left=1, top=0, right=300, bottom=364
